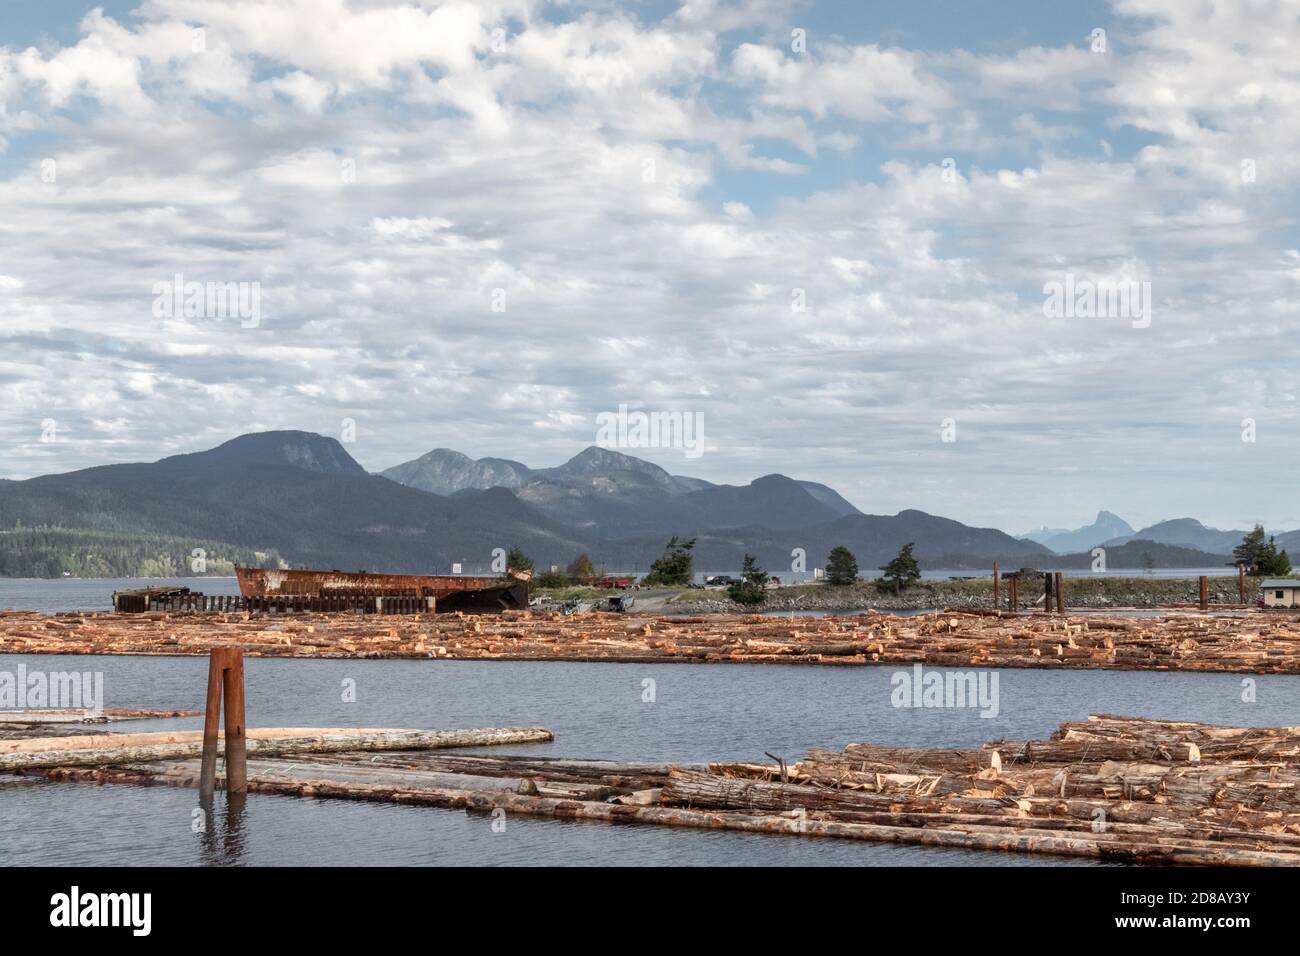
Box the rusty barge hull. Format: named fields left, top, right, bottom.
left=234, top=567, right=528, bottom=612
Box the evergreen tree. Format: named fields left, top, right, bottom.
left=505, top=546, right=534, bottom=573
left=825, top=546, right=859, bottom=586
left=1233, top=525, right=1269, bottom=574
left=565, top=553, right=596, bottom=584
left=644, top=536, right=696, bottom=586
left=1259, top=535, right=1291, bottom=576
left=1232, top=526, right=1292, bottom=575
left=728, top=553, right=769, bottom=605
left=879, top=542, right=922, bottom=594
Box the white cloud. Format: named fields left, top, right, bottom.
left=1, top=0, right=1298, bottom=532
left=732, top=41, right=954, bottom=122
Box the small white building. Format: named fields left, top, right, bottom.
left=1261, top=579, right=1300, bottom=608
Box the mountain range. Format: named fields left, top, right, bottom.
left=0, top=430, right=1280, bottom=577
left=1020, top=512, right=1294, bottom=557
left=1020, top=511, right=1135, bottom=554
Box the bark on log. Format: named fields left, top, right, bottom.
left=0, top=726, right=553, bottom=771
left=8, top=607, right=1300, bottom=675
left=34, top=761, right=1300, bottom=866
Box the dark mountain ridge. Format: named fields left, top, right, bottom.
left=0, top=430, right=1270, bottom=576
left=0, top=432, right=584, bottom=574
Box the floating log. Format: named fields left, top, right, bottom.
left=18, top=713, right=1300, bottom=866
left=35, top=754, right=1299, bottom=867
left=0, top=708, right=200, bottom=724
left=6, top=607, right=1300, bottom=673
left=0, top=726, right=553, bottom=771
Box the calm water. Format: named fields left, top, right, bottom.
left=0, top=576, right=241, bottom=614
left=4, top=651, right=1297, bottom=866
left=1, top=580, right=1292, bottom=866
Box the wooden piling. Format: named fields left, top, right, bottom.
left=198, top=650, right=225, bottom=796
left=1239, top=563, right=1246, bottom=605
left=199, top=647, right=247, bottom=797
left=1054, top=572, right=1065, bottom=615
left=1199, top=575, right=1209, bottom=612
left=992, top=562, right=999, bottom=609
left=223, top=650, right=247, bottom=793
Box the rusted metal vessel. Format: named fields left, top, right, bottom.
left=234, top=567, right=529, bottom=612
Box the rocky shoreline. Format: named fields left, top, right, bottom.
left=664, top=576, right=1255, bottom=614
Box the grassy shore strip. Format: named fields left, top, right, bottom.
left=641, top=576, right=1258, bottom=613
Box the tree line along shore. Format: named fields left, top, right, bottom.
left=657, top=576, right=1259, bottom=613
left=524, top=533, right=1293, bottom=612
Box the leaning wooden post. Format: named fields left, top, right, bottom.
left=198, top=647, right=248, bottom=799
left=1054, top=572, right=1065, bottom=615
left=992, top=562, right=1000, bottom=611
left=1199, top=575, right=1209, bottom=612
left=198, top=649, right=225, bottom=798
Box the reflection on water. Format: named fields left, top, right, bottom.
left=197, top=792, right=248, bottom=867
left=1, top=779, right=1069, bottom=867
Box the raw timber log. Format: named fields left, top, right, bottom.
left=35, top=759, right=1299, bottom=867
left=656, top=715, right=1300, bottom=864
left=320, top=752, right=689, bottom=791
left=0, top=708, right=199, bottom=724
left=8, top=606, right=1300, bottom=673
left=0, top=726, right=553, bottom=771
left=663, top=769, right=1300, bottom=853
left=999, top=714, right=1300, bottom=761
left=20, top=713, right=1300, bottom=866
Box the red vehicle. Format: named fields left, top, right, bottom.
left=595, top=575, right=635, bottom=589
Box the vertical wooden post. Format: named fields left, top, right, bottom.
left=198, top=647, right=248, bottom=799
left=198, top=649, right=225, bottom=798
left=222, top=650, right=247, bottom=793
left=1009, top=576, right=1018, bottom=612
left=1044, top=573, right=1053, bottom=613
left=1199, top=575, right=1209, bottom=612
left=1238, top=563, right=1246, bottom=605
left=1054, top=572, right=1065, bottom=615
left=992, top=562, right=1000, bottom=611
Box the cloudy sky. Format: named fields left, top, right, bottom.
left=2, top=0, right=1298, bottom=535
